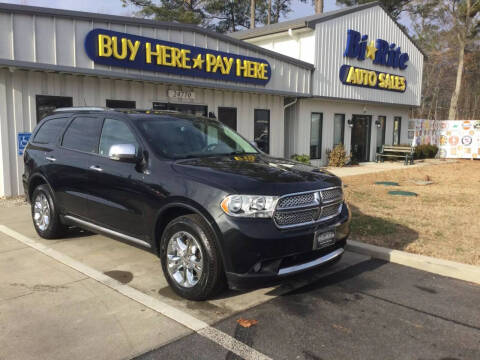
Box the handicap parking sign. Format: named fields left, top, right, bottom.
left=18, top=132, right=32, bottom=156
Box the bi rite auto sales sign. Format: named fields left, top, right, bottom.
left=339, top=29, right=409, bottom=93
left=85, top=29, right=271, bottom=85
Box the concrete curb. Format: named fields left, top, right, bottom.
left=347, top=240, right=480, bottom=285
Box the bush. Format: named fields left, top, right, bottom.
left=327, top=144, right=350, bottom=167
left=414, top=144, right=438, bottom=159
left=291, top=154, right=311, bottom=164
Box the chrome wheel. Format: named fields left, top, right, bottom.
left=33, top=193, right=50, bottom=231
left=166, top=231, right=204, bottom=288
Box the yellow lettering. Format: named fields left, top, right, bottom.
left=162, top=46, right=172, bottom=66
left=378, top=73, right=386, bottom=88
left=171, top=47, right=182, bottom=67
left=127, top=40, right=140, bottom=61
left=98, top=34, right=112, bottom=57
left=145, top=43, right=161, bottom=64
left=213, top=55, right=225, bottom=73
left=247, top=61, right=256, bottom=78
left=368, top=71, right=377, bottom=86
left=398, top=77, right=406, bottom=91
left=355, top=68, right=363, bottom=84
left=346, top=66, right=356, bottom=83
left=223, top=57, right=234, bottom=75
left=112, top=36, right=127, bottom=60
left=258, top=63, right=268, bottom=79
left=206, top=54, right=216, bottom=72
left=236, top=59, right=247, bottom=77
left=181, top=49, right=191, bottom=69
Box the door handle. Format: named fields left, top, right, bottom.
left=89, top=165, right=103, bottom=172
left=45, top=156, right=56, bottom=162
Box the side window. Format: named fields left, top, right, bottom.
left=33, top=117, right=69, bottom=144
left=99, top=119, right=139, bottom=157
left=62, top=116, right=102, bottom=153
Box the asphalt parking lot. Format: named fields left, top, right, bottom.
left=1, top=204, right=479, bottom=360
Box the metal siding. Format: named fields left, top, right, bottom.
left=313, top=6, right=422, bottom=106
left=0, top=10, right=310, bottom=96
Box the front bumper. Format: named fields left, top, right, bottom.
left=217, top=201, right=351, bottom=289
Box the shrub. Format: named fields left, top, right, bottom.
left=291, top=154, right=311, bottom=164
left=414, top=144, right=438, bottom=159
left=327, top=144, right=350, bottom=167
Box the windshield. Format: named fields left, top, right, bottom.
left=134, top=115, right=258, bottom=160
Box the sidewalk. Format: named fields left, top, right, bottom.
left=327, top=159, right=456, bottom=177
left=0, top=227, right=190, bottom=360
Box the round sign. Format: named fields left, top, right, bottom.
left=462, top=136, right=472, bottom=146
left=449, top=136, right=459, bottom=146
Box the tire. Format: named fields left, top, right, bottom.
left=159, top=214, right=226, bottom=301
left=31, top=184, right=67, bottom=239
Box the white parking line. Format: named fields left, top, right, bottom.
left=0, top=225, right=272, bottom=360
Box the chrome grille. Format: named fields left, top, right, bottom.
left=320, top=187, right=343, bottom=203
left=274, top=209, right=319, bottom=226
left=277, top=192, right=316, bottom=209
left=321, top=202, right=343, bottom=219
left=274, top=187, right=343, bottom=229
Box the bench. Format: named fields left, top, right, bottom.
left=376, top=145, right=414, bottom=165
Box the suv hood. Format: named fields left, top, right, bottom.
left=172, top=154, right=341, bottom=195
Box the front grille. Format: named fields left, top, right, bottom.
left=274, top=209, right=319, bottom=226
left=277, top=192, right=316, bottom=209
left=321, top=202, right=343, bottom=219
left=320, top=187, right=343, bottom=203
left=274, top=187, right=343, bottom=229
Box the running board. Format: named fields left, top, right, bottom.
left=64, top=215, right=151, bottom=248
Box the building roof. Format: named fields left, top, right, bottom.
left=0, top=2, right=314, bottom=70
left=230, top=1, right=427, bottom=58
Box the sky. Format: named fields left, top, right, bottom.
left=1, top=0, right=343, bottom=22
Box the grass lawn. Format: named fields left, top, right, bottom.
left=343, top=160, right=480, bottom=266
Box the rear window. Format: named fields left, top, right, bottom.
left=62, top=116, right=102, bottom=153
left=33, top=117, right=69, bottom=144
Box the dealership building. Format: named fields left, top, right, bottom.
left=0, top=2, right=424, bottom=197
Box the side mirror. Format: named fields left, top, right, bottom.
left=108, top=144, right=139, bottom=163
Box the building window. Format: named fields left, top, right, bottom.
left=376, top=116, right=386, bottom=152
left=106, top=99, right=136, bottom=109
left=254, top=109, right=270, bottom=154
left=310, top=112, right=323, bottom=159
left=218, top=107, right=237, bottom=130
left=36, top=95, right=73, bottom=122
left=152, top=102, right=207, bottom=116
left=333, top=114, right=345, bottom=147
left=393, top=116, right=401, bottom=145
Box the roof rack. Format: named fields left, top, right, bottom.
left=53, top=106, right=106, bottom=113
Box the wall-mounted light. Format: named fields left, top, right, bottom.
left=375, top=119, right=382, bottom=128
left=363, top=105, right=367, bottom=114
left=347, top=118, right=354, bottom=128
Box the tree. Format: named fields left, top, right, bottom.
left=257, top=0, right=294, bottom=24
left=335, top=0, right=410, bottom=20
left=251, top=0, right=256, bottom=28
left=299, top=0, right=323, bottom=15
left=121, top=0, right=209, bottom=26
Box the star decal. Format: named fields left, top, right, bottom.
left=192, top=54, right=204, bottom=69
left=366, top=41, right=377, bottom=60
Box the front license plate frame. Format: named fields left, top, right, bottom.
left=313, top=229, right=336, bottom=250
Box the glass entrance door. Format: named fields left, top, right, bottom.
left=350, top=115, right=372, bottom=163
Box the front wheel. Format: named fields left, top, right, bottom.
left=160, top=214, right=226, bottom=300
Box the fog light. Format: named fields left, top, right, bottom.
left=253, top=262, right=262, bottom=273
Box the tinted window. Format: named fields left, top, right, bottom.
left=310, top=113, right=323, bottom=159
left=99, top=119, right=139, bottom=156
left=218, top=107, right=237, bottom=130
left=376, top=116, right=386, bottom=152
left=106, top=99, right=136, bottom=109
left=254, top=109, right=270, bottom=154
left=135, top=116, right=257, bottom=159
left=33, top=117, right=69, bottom=144
left=36, top=95, right=72, bottom=122
left=393, top=116, right=402, bottom=145
left=62, top=116, right=102, bottom=153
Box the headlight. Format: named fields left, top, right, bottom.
left=221, top=195, right=278, bottom=218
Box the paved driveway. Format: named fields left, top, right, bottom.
left=1, top=204, right=479, bottom=360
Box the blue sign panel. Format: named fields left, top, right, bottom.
left=339, top=65, right=407, bottom=93
left=84, top=29, right=271, bottom=85
left=17, top=132, right=31, bottom=156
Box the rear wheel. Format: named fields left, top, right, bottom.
left=31, top=184, right=66, bottom=239
left=160, top=214, right=226, bottom=300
